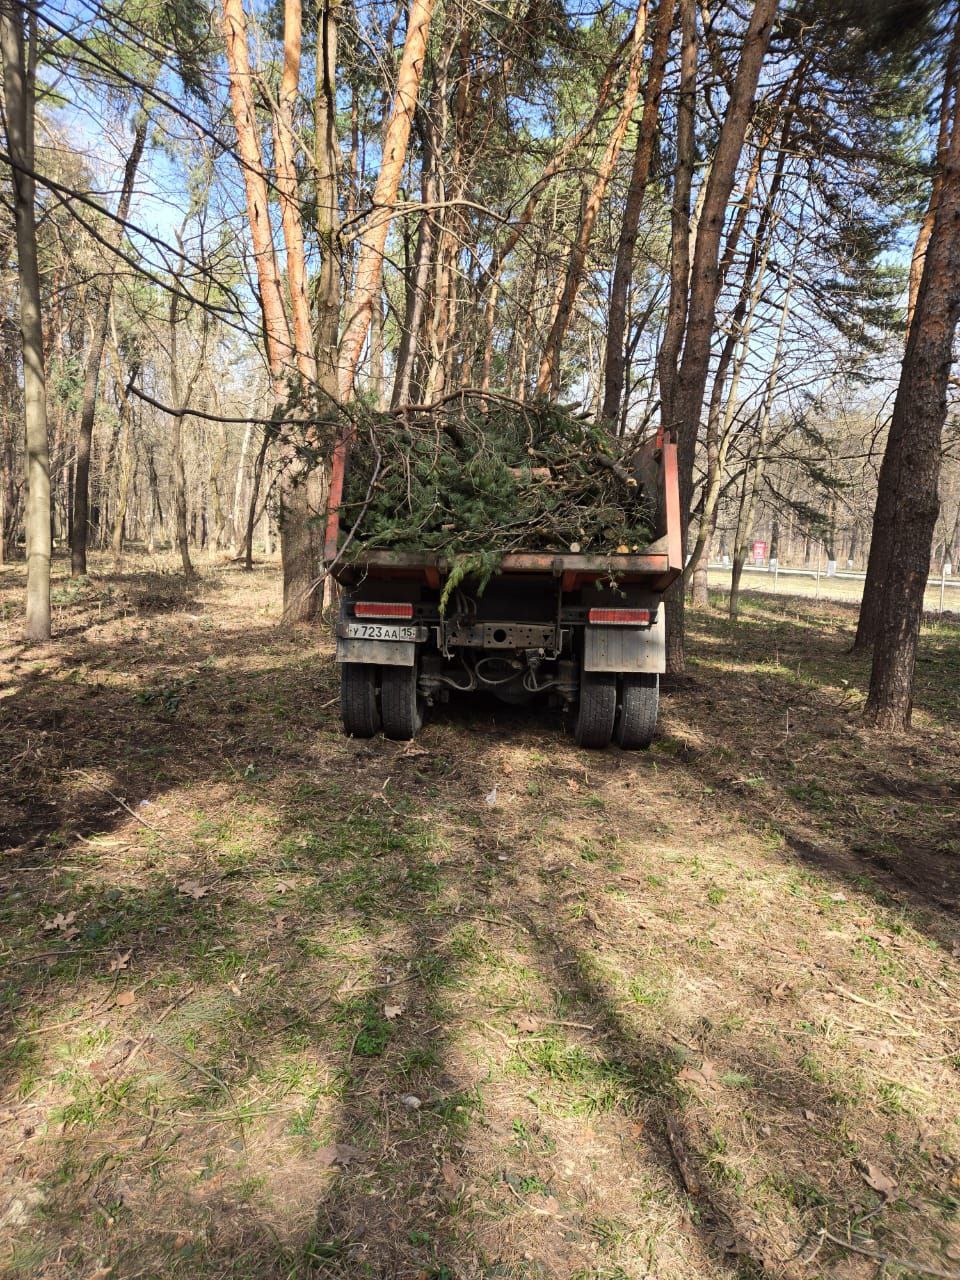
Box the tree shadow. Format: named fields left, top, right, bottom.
left=1, top=575, right=958, bottom=1279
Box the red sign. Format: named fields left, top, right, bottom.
left=751, top=540, right=767, bottom=563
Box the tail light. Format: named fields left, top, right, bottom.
left=353, top=602, right=414, bottom=619
left=588, top=608, right=652, bottom=625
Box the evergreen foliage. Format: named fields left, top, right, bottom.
left=339, top=397, right=656, bottom=607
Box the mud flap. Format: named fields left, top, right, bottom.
left=582, top=602, right=665, bottom=674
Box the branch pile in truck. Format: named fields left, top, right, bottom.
left=337, top=395, right=655, bottom=604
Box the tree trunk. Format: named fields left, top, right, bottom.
left=1, top=0, right=49, bottom=641
left=690, top=543, right=710, bottom=607
left=110, top=363, right=139, bottom=560
left=0, top=393, right=19, bottom=562
left=906, top=29, right=960, bottom=335
left=272, top=0, right=316, bottom=388
left=601, top=0, right=675, bottom=425
left=273, top=0, right=325, bottom=623
left=223, top=0, right=326, bottom=620
left=665, top=0, right=779, bottom=674
left=244, top=429, right=270, bottom=569
left=536, top=0, right=649, bottom=397
left=70, top=114, right=147, bottom=577
left=656, top=0, right=697, bottom=433
left=221, top=0, right=293, bottom=374
left=864, top=42, right=960, bottom=730
left=392, top=116, right=437, bottom=405
left=231, top=421, right=252, bottom=555
left=684, top=209, right=778, bottom=589
left=314, top=0, right=341, bottom=398
left=729, top=272, right=792, bottom=618
left=658, top=0, right=697, bottom=675
left=856, top=21, right=960, bottom=651
left=338, top=0, right=437, bottom=399
left=168, top=293, right=196, bottom=581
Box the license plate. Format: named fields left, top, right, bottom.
left=343, top=621, right=418, bottom=641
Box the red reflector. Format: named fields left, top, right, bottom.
left=354, top=602, right=414, bottom=619
left=588, top=607, right=651, bottom=625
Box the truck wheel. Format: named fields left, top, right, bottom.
left=380, top=665, right=423, bottom=740
left=340, top=663, right=380, bottom=738
left=616, top=673, right=659, bottom=749
left=574, top=672, right=617, bottom=749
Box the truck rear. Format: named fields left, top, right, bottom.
left=324, top=428, right=682, bottom=749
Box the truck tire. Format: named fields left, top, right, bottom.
left=340, top=663, right=380, bottom=738
left=574, top=672, right=617, bottom=749
left=616, top=673, right=658, bottom=749
left=380, top=665, right=423, bottom=740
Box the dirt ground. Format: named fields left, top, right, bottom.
left=1, top=554, right=959, bottom=1280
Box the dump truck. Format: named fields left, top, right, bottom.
left=323, top=427, right=682, bottom=749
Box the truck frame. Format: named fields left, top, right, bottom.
left=323, top=428, right=682, bottom=749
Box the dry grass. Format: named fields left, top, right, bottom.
left=0, top=555, right=958, bottom=1280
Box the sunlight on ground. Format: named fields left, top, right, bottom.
left=0, top=556, right=958, bottom=1279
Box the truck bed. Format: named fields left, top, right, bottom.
left=324, top=430, right=682, bottom=592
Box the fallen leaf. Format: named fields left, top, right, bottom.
left=861, top=1163, right=897, bottom=1198
left=441, top=1160, right=462, bottom=1191
left=227, top=972, right=248, bottom=998
left=109, top=950, right=132, bottom=973
left=384, top=1004, right=403, bottom=1020
left=803, top=1108, right=816, bottom=1122
left=400, top=1094, right=422, bottom=1110
left=515, top=1015, right=540, bottom=1035
left=317, top=1142, right=363, bottom=1168
left=484, top=787, right=498, bottom=808
left=677, top=1058, right=718, bottom=1089
left=43, top=911, right=77, bottom=933
left=177, top=880, right=208, bottom=900
left=566, top=779, right=579, bottom=791
left=274, top=881, right=294, bottom=895
left=542, top=1195, right=561, bottom=1215
left=115, top=991, right=136, bottom=1008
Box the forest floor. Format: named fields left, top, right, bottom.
left=1, top=554, right=959, bottom=1280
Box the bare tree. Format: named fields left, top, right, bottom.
left=70, top=113, right=147, bottom=577
left=1, top=0, right=49, bottom=641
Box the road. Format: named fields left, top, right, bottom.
left=707, top=562, right=960, bottom=612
